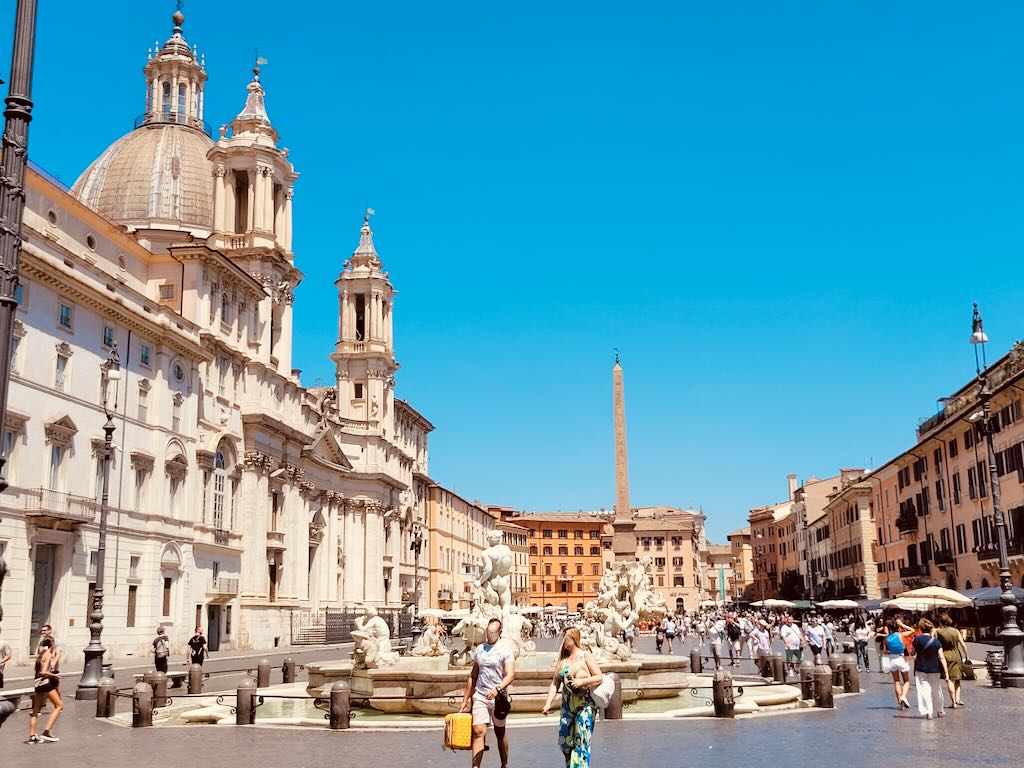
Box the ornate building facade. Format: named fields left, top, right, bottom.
left=0, top=11, right=431, bottom=662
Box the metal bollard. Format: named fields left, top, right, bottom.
left=690, top=648, right=702, bottom=674
left=188, top=663, right=204, bottom=694
left=712, top=670, right=735, bottom=718
left=603, top=673, right=623, bottom=720
left=132, top=681, right=154, bottom=727
left=151, top=671, right=169, bottom=708
left=799, top=661, right=816, bottom=700
left=329, top=680, right=351, bottom=730
left=771, top=653, right=786, bottom=683
left=282, top=657, right=296, bottom=684
left=236, top=677, right=257, bottom=725
left=813, top=665, right=834, bottom=709
left=96, top=677, right=117, bottom=718
left=257, top=658, right=272, bottom=688
left=843, top=661, right=860, bottom=694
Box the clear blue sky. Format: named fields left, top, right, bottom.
left=8, top=2, right=1024, bottom=542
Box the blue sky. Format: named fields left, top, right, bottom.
left=8, top=2, right=1024, bottom=541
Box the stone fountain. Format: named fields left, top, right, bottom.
left=305, top=530, right=693, bottom=714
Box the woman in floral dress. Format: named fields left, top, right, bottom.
left=542, top=627, right=604, bottom=768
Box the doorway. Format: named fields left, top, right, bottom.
left=30, top=543, right=57, bottom=650
left=207, top=604, right=222, bottom=652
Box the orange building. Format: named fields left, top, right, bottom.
left=507, top=511, right=613, bottom=611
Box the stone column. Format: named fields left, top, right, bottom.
left=150, top=76, right=159, bottom=117
left=283, top=189, right=293, bottom=252
left=197, top=85, right=204, bottom=121
left=246, top=173, right=256, bottom=232
left=213, top=167, right=226, bottom=232
left=339, top=289, right=349, bottom=344
left=343, top=502, right=364, bottom=605
left=364, top=503, right=385, bottom=604
left=252, top=168, right=264, bottom=231
left=171, top=74, right=178, bottom=118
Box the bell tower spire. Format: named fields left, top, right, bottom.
left=330, top=211, right=399, bottom=432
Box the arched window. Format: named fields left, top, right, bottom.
left=162, top=83, right=171, bottom=118
left=213, top=448, right=227, bottom=530
left=965, top=580, right=973, bottom=590
left=177, top=83, right=187, bottom=121
left=981, top=578, right=990, bottom=588
left=221, top=293, right=230, bottom=324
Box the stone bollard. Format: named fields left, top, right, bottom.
left=712, top=670, right=735, bottom=718
left=813, top=665, right=834, bottom=709
left=843, top=660, right=860, bottom=694
left=188, top=663, right=204, bottom=694
left=799, top=661, right=816, bottom=700
left=690, top=648, right=702, bottom=675
left=236, top=677, right=257, bottom=725
left=282, top=657, right=296, bottom=684
left=257, top=658, right=272, bottom=689
left=96, top=677, right=117, bottom=718
left=132, top=681, right=154, bottom=727
left=0, top=698, right=16, bottom=727
left=329, top=680, right=351, bottom=730
left=771, top=653, right=786, bottom=683
left=829, top=654, right=844, bottom=688
left=603, top=673, right=623, bottom=720
left=151, top=671, right=169, bottom=708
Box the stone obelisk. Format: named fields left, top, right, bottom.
left=611, top=352, right=636, bottom=560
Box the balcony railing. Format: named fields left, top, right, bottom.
left=899, top=564, right=929, bottom=579
left=437, top=589, right=453, bottom=601
left=896, top=514, right=919, bottom=534
left=214, top=529, right=230, bottom=545
left=134, top=111, right=212, bottom=136
left=267, top=530, right=286, bottom=549
left=933, top=549, right=955, bottom=567
left=976, top=540, right=1024, bottom=562
left=24, top=487, right=97, bottom=524
left=207, top=577, right=239, bottom=596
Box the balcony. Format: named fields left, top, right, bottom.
left=933, top=549, right=955, bottom=567
left=895, top=514, right=919, bottom=534
left=976, top=540, right=1024, bottom=563
left=267, top=530, right=286, bottom=550
left=23, top=488, right=97, bottom=525
left=899, top=564, right=929, bottom=579
left=134, top=110, right=212, bottom=136
left=207, top=577, right=239, bottom=597
left=437, top=589, right=453, bottom=601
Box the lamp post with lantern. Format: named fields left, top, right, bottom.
left=969, top=303, right=1024, bottom=688
left=76, top=344, right=121, bottom=700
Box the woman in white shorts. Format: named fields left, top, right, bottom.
left=883, top=617, right=913, bottom=710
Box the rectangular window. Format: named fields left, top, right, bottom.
left=542, top=529, right=552, bottom=538
left=172, top=399, right=182, bottom=432
left=127, top=585, right=138, bottom=628
left=576, top=564, right=583, bottom=576
left=558, top=530, right=568, bottom=539
left=965, top=428, right=974, bottom=449
left=14, top=282, right=25, bottom=307
left=129, top=555, right=141, bottom=580
left=542, top=546, right=552, bottom=556
left=49, top=444, right=63, bottom=490
left=576, top=583, right=584, bottom=592
left=673, top=576, right=684, bottom=587
left=592, top=563, right=600, bottom=575
left=168, top=475, right=181, bottom=517
left=134, top=469, right=148, bottom=511
left=672, top=557, right=684, bottom=567
left=574, top=546, right=583, bottom=556
left=590, top=546, right=600, bottom=555
left=574, top=530, right=584, bottom=539
left=102, top=324, right=115, bottom=348
left=88, top=549, right=98, bottom=579
left=949, top=437, right=958, bottom=458
left=58, top=301, right=73, bottom=329
left=137, top=389, right=148, bottom=422
left=55, top=353, right=69, bottom=390
left=162, top=577, right=172, bottom=616
left=967, top=467, right=977, bottom=500
left=140, top=344, right=152, bottom=367
left=558, top=546, right=568, bottom=556
left=354, top=382, right=364, bottom=400
left=952, top=472, right=961, bottom=504
left=589, top=530, right=600, bottom=539
left=217, top=356, right=227, bottom=396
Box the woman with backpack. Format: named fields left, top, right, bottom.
left=152, top=626, right=171, bottom=673
left=883, top=617, right=914, bottom=710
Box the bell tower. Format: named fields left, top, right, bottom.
left=207, top=64, right=301, bottom=376
left=140, top=8, right=207, bottom=133
left=330, top=212, right=398, bottom=433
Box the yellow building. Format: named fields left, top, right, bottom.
left=426, top=484, right=498, bottom=610
left=727, top=527, right=753, bottom=599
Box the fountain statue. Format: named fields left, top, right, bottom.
left=351, top=606, right=399, bottom=668
left=579, top=557, right=667, bottom=661
left=477, top=530, right=513, bottom=610
left=410, top=623, right=446, bottom=657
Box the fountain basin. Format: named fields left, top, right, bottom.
left=305, top=652, right=694, bottom=714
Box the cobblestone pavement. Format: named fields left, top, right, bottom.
left=3, top=634, right=1021, bottom=767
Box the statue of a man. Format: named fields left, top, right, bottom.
left=476, top=530, right=513, bottom=611
left=352, top=606, right=398, bottom=668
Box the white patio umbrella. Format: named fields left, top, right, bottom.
left=895, top=586, right=972, bottom=607
left=816, top=599, right=860, bottom=610
left=761, top=598, right=796, bottom=610
left=881, top=596, right=962, bottom=612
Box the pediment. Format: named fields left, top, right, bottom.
left=303, top=428, right=353, bottom=470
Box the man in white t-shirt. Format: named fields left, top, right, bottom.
left=780, top=615, right=803, bottom=676
left=665, top=617, right=677, bottom=654
left=460, top=618, right=515, bottom=768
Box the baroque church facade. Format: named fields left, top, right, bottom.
left=0, top=10, right=432, bottom=663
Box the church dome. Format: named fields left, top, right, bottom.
left=72, top=123, right=214, bottom=231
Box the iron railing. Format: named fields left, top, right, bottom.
left=23, top=487, right=96, bottom=523
left=134, top=111, right=212, bottom=136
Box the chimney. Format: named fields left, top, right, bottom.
left=787, top=474, right=798, bottom=500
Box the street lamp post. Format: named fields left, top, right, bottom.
left=970, top=304, right=1024, bottom=687
left=76, top=344, right=121, bottom=700
left=0, top=0, right=39, bottom=493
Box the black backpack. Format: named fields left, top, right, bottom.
left=726, top=623, right=742, bottom=641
